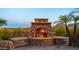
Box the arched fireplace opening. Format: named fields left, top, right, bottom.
left=35, top=28, right=48, bottom=37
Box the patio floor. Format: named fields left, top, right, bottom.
left=13, top=46, right=79, bottom=50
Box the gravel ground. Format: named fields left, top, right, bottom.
left=13, top=46, right=79, bottom=50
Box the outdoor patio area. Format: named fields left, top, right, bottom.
left=0, top=36, right=70, bottom=50
left=13, top=46, right=79, bottom=50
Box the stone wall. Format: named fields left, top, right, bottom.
left=53, top=36, right=69, bottom=46
left=10, top=37, right=29, bottom=47
left=0, top=36, right=69, bottom=49
left=29, top=39, right=54, bottom=46
left=0, top=40, right=14, bottom=49
left=0, top=37, right=29, bottom=49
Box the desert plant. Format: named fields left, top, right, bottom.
left=69, top=12, right=79, bottom=46
left=52, top=27, right=67, bottom=36
left=54, top=15, right=72, bottom=45
left=54, top=15, right=71, bottom=37
left=1, top=28, right=11, bottom=40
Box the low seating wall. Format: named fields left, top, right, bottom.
left=12, top=39, right=29, bottom=47
left=0, top=37, right=29, bottom=49
left=0, top=36, right=69, bottom=49
left=29, top=39, right=54, bottom=46
left=0, top=40, right=14, bottom=49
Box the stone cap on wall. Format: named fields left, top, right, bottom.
left=34, top=18, right=48, bottom=20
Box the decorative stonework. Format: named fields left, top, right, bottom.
left=0, top=40, right=14, bottom=49
left=11, top=37, right=29, bottom=47
left=31, top=18, right=52, bottom=38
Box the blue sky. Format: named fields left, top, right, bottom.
left=0, top=8, right=75, bottom=28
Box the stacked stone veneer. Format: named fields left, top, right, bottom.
left=0, top=36, right=69, bottom=49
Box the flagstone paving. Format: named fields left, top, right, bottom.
left=13, top=46, right=79, bottom=50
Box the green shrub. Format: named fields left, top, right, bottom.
left=52, top=26, right=67, bottom=36
left=1, top=28, right=11, bottom=40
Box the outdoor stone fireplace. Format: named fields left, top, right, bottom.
left=31, top=18, right=52, bottom=38
left=30, top=18, right=53, bottom=46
